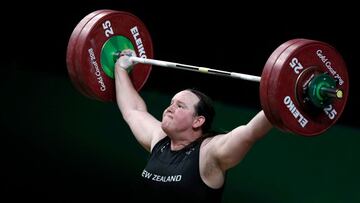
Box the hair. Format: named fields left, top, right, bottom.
left=186, top=88, right=215, bottom=135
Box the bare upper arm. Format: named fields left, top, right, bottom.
left=203, top=110, right=272, bottom=171
left=124, top=110, right=166, bottom=152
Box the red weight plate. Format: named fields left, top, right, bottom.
left=73, top=10, right=153, bottom=102
left=260, top=39, right=303, bottom=130
left=266, top=39, right=349, bottom=136
left=66, top=9, right=111, bottom=99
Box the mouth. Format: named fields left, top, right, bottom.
left=164, top=113, right=173, bottom=119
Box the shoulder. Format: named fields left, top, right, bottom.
left=150, top=135, right=169, bottom=153
left=200, top=133, right=226, bottom=149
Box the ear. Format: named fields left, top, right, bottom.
left=192, top=115, right=205, bottom=129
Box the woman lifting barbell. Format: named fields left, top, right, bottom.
left=66, top=9, right=349, bottom=202
left=114, top=49, right=272, bottom=202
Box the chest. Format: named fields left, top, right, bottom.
left=142, top=142, right=200, bottom=185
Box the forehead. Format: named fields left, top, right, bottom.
left=172, top=90, right=199, bottom=104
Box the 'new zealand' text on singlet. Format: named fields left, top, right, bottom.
left=138, top=136, right=224, bottom=202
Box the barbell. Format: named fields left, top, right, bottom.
left=66, top=9, right=349, bottom=136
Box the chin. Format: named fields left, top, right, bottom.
left=161, top=122, right=171, bottom=135
left=161, top=122, right=167, bottom=130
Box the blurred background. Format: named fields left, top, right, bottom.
left=3, top=1, right=359, bottom=202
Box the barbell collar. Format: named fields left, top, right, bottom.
left=320, top=87, right=343, bottom=99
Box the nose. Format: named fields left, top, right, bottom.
left=166, top=103, right=176, bottom=113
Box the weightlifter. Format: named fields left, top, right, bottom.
left=114, top=49, right=273, bottom=202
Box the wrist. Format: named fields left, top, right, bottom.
left=115, top=49, right=137, bottom=72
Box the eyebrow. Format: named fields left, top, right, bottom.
left=171, top=99, right=187, bottom=107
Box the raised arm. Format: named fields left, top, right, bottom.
left=115, top=50, right=165, bottom=151
left=204, top=110, right=272, bottom=171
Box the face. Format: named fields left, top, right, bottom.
left=161, top=90, right=200, bottom=135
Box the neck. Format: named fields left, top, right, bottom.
left=169, top=130, right=202, bottom=151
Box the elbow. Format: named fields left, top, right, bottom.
left=120, top=106, right=147, bottom=123
left=250, top=125, right=270, bottom=141
left=121, top=109, right=131, bottom=120
left=120, top=109, right=135, bottom=123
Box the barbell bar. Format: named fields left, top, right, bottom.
left=125, top=56, right=343, bottom=100
left=129, top=56, right=262, bottom=82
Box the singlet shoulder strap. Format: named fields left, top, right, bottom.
left=150, top=136, right=170, bottom=154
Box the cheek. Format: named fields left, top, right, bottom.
left=175, top=112, right=194, bottom=124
